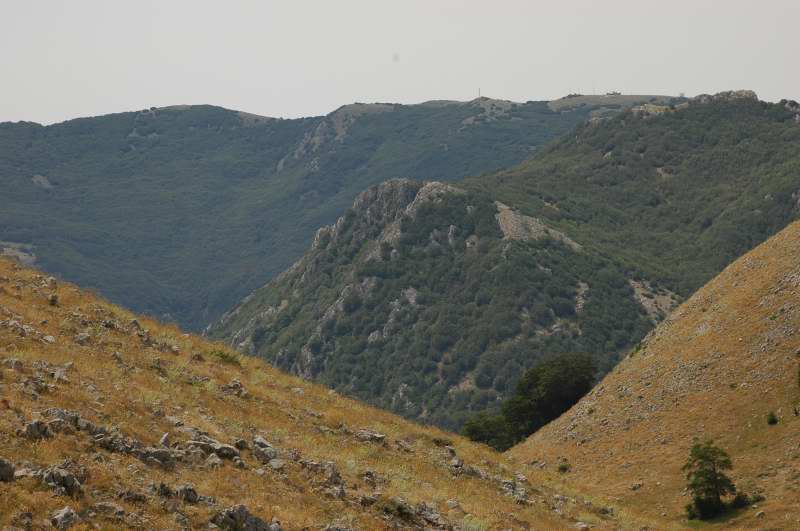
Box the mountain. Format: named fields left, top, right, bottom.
left=469, top=91, right=800, bottom=297
left=0, top=96, right=668, bottom=330
left=212, top=92, right=800, bottom=431
left=209, top=179, right=664, bottom=430
left=0, top=256, right=631, bottom=530
left=508, top=220, right=800, bottom=529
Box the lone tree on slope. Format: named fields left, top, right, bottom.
left=683, top=439, right=737, bottom=519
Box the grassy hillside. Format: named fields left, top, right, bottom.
left=469, top=92, right=800, bottom=297
left=0, top=257, right=641, bottom=529
left=0, top=98, right=611, bottom=330
left=508, top=220, right=800, bottom=529
left=209, top=180, right=661, bottom=430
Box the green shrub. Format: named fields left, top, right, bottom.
left=767, top=411, right=778, bottom=425
left=730, top=492, right=750, bottom=509
left=210, top=350, right=241, bottom=366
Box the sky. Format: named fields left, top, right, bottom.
left=2, top=0, right=798, bottom=124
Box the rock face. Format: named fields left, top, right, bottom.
left=692, top=89, right=758, bottom=104
left=494, top=201, right=580, bottom=250
left=210, top=179, right=658, bottom=430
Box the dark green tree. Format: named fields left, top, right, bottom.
left=461, top=413, right=515, bottom=450
left=463, top=353, right=596, bottom=450
left=502, top=353, right=596, bottom=441
left=683, top=440, right=737, bottom=519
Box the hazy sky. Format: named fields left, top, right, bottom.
left=2, top=0, right=798, bottom=124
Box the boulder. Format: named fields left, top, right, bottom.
left=205, top=453, right=223, bottom=469
left=211, top=505, right=282, bottom=531
left=73, top=332, right=91, bottom=345
left=252, top=436, right=278, bottom=463
left=20, top=419, right=52, bottom=440
left=41, top=466, right=83, bottom=497
left=176, top=484, right=199, bottom=504
left=267, top=459, right=285, bottom=472
left=355, top=429, right=386, bottom=444
left=51, top=506, right=79, bottom=529
left=220, top=378, right=248, bottom=398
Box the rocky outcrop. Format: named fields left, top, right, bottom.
left=495, top=201, right=581, bottom=250
left=692, top=89, right=758, bottom=104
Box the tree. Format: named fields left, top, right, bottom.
left=502, top=353, right=596, bottom=442
left=683, top=440, right=737, bottom=519
left=462, top=413, right=515, bottom=451
left=462, top=353, right=596, bottom=450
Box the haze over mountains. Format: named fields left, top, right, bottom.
left=211, top=92, right=800, bottom=430
left=2, top=86, right=800, bottom=529
left=1, top=95, right=650, bottom=329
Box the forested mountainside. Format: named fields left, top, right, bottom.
left=512, top=220, right=800, bottom=529
left=0, top=96, right=660, bottom=329
left=470, top=91, right=800, bottom=297
left=0, top=257, right=631, bottom=530
left=210, top=180, right=665, bottom=430
left=213, top=92, right=800, bottom=431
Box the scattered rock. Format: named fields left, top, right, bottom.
left=137, top=447, right=177, bottom=470
left=211, top=505, right=282, bottom=531
left=220, top=378, right=248, bottom=398
left=355, top=429, right=386, bottom=444
left=51, top=506, right=79, bottom=529
left=20, top=419, right=52, bottom=440
left=205, top=453, right=223, bottom=469
left=41, top=465, right=84, bottom=497
left=176, top=484, right=199, bottom=504
left=118, top=489, right=148, bottom=503
left=268, top=458, right=285, bottom=472
left=73, top=332, right=90, bottom=345
left=253, top=436, right=278, bottom=463
left=92, top=501, right=126, bottom=520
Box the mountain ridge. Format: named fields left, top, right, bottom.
left=1, top=95, right=637, bottom=329
left=212, top=92, right=800, bottom=432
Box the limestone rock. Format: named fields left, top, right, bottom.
left=51, top=506, right=79, bottom=529
left=211, top=505, right=282, bottom=531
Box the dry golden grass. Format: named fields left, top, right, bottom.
left=0, top=258, right=623, bottom=530
left=509, top=222, right=800, bottom=529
